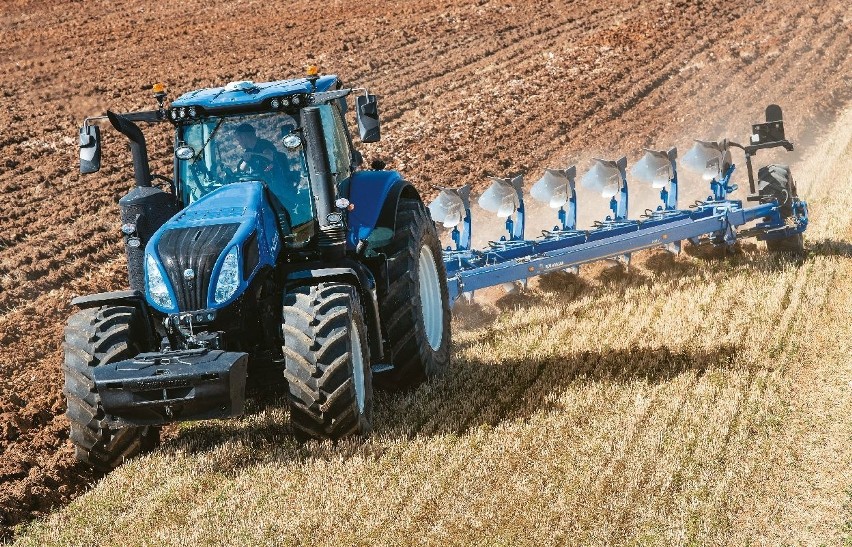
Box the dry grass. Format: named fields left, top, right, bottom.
left=13, top=111, right=852, bottom=546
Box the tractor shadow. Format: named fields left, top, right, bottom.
left=155, top=390, right=301, bottom=471
left=155, top=240, right=818, bottom=466
left=806, top=238, right=852, bottom=258
left=157, top=341, right=744, bottom=471
left=373, top=342, right=744, bottom=440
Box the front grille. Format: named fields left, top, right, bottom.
left=157, top=223, right=239, bottom=311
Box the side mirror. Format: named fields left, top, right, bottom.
left=79, top=124, right=102, bottom=174
left=356, top=94, right=380, bottom=143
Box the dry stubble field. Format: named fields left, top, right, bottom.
left=14, top=107, right=852, bottom=545
left=1, top=0, right=851, bottom=544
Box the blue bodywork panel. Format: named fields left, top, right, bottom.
left=170, top=76, right=339, bottom=110
left=144, top=182, right=281, bottom=313
left=346, top=169, right=406, bottom=247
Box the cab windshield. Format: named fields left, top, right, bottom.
left=176, top=113, right=313, bottom=226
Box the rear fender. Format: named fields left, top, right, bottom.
left=285, top=261, right=385, bottom=361
left=346, top=170, right=421, bottom=248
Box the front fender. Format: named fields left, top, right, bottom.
left=346, top=170, right=420, bottom=248
left=285, top=261, right=384, bottom=361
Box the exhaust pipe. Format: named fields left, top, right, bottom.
left=107, top=111, right=178, bottom=291
left=107, top=110, right=152, bottom=188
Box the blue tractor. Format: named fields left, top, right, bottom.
left=67, top=71, right=451, bottom=469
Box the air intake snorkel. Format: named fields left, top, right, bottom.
left=301, top=106, right=346, bottom=258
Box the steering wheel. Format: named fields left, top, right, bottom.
left=187, top=162, right=224, bottom=194
left=239, top=152, right=273, bottom=175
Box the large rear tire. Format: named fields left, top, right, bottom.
left=758, top=164, right=805, bottom=253
left=374, top=198, right=451, bottom=391
left=281, top=283, right=373, bottom=441
left=63, top=306, right=159, bottom=471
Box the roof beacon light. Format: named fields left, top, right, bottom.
left=152, top=82, right=167, bottom=109
left=582, top=158, right=623, bottom=198
left=632, top=149, right=673, bottom=189
left=306, top=65, right=320, bottom=76
left=682, top=140, right=725, bottom=181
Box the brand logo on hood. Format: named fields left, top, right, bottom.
left=183, top=268, right=195, bottom=281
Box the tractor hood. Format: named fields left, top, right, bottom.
left=144, top=182, right=281, bottom=313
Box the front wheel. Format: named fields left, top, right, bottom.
left=374, top=198, right=451, bottom=391
left=63, top=306, right=159, bottom=471
left=281, top=283, right=373, bottom=441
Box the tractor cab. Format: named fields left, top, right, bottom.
left=76, top=71, right=385, bottom=311
left=168, top=76, right=362, bottom=245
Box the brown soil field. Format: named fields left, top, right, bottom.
left=0, top=0, right=850, bottom=541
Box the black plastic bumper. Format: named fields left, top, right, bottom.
left=93, top=349, right=249, bottom=427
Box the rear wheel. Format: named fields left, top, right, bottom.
left=63, top=306, right=159, bottom=471
left=758, top=164, right=805, bottom=253
left=374, top=198, right=451, bottom=391
left=281, top=283, right=373, bottom=441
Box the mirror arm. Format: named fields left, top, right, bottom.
left=84, top=110, right=166, bottom=127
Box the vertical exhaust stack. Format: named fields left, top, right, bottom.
left=107, top=111, right=152, bottom=189
left=107, top=111, right=179, bottom=291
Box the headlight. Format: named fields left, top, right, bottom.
left=175, top=144, right=195, bottom=160
left=146, top=254, right=175, bottom=310
left=214, top=247, right=240, bottom=304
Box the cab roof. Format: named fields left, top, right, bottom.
left=170, top=75, right=340, bottom=110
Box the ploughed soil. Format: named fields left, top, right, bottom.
left=0, top=0, right=849, bottom=537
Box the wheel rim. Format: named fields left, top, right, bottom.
left=418, top=244, right=444, bottom=351
left=350, top=319, right=366, bottom=414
